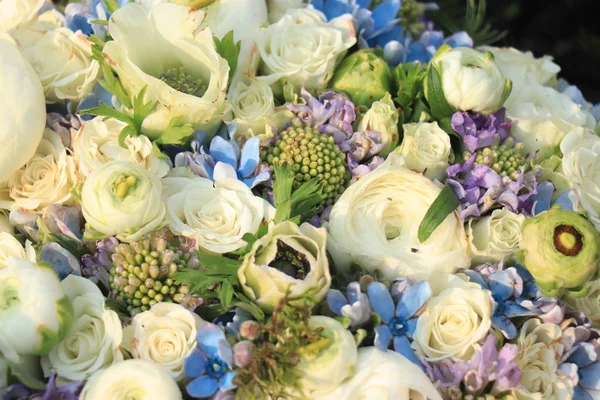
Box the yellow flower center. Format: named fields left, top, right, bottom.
left=114, top=175, right=138, bottom=199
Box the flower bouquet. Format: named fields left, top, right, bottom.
left=0, top=0, right=599, bottom=399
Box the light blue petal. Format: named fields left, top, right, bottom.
left=492, top=315, right=517, bottom=340
left=405, top=318, right=418, bottom=339
left=554, top=190, right=574, bottom=211
left=371, top=0, right=401, bottom=31
left=395, top=280, right=431, bottom=319
left=311, top=0, right=325, bottom=12
left=374, top=325, right=393, bottom=350
left=574, top=386, right=594, bottom=400
left=218, top=371, right=237, bottom=392
left=461, top=270, right=488, bottom=289
left=367, top=282, right=395, bottom=323
left=209, top=136, right=237, bottom=168
left=357, top=0, right=371, bottom=8
left=184, top=348, right=207, bottom=378
left=193, top=154, right=215, bottom=179
left=238, top=137, right=261, bottom=178
left=393, top=335, right=422, bottom=367
left=569, top=343, right=598, bottom=368
left=580, top=362, right=600, bottom=389
left=40, top=243, right=81, bottom=280
left=445, top=31, right=473, bottom=48
left=186, top=375, right=219, bottom=398
left=213, top=162, right=238, bottom=181
left=346, top=282, right=363, bottom=304
left=242, top=171, right=271, bottom=189
left=324, top=0, right=354, bottom=19
left=489, top=270, right=518, bottom=301
left=503, top=301, right=539, bottom=318
left=327, top=289, right=348, bottom=315
left=532, top=181, right=554, bottom=215
left=197, top=324, right=227, bottom=359
left=383, top=40, right=406, bottom=66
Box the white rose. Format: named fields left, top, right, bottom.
left=0, top=232, right=35, bottom=269
left=320, top=347, right=442, bottom=400
left=466, top=208, right=525, bottom=265
left=79, top=359, right=182, bottom=400
left=0, top=257, right=73, bottom=363
left=395, top=121, right=452, bottom=180
left=267, top=0, right=305, bottom=23
left=103, top=3, right=230, bottom=139
left=122, top=303, right=204, bottom=381
left=565, top=278, right=600, bottom=328
left=505, top=85, right=595, bottom=157
left=412, top=273, right=494, bottom=361
left=0, top=211, right=13, bottom=234
left=42, top=275, right=123, bottom=384
left=73, top=117, right=170, bottom=178
left=257, top=8, right=356, bottom=92
left=0, top=0, right=44, bottom=32
left=512, top=318, right=574, bottom=400
left=358, top=92, right=400, bottom=157
left=82, top=161, right=166, bottom=242
left=164, top=176, right=275, bottom=254
left=327, top=153, right=470, bottom=281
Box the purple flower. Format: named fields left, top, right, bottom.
left=46, top=112, right=81, bottom=150
left=2, top=374, right=84, bottom=400
left=327, top=282, right=372, bottom=327
left=81, top=236, right=119, bottom=290
left=348, top=155, right=384, bottom=179
left=451, top=109, right=511, bottom=153
left=10, top=205, right=83, bottom=243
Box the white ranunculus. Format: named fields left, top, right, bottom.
left=103, top=3, right=230, bottom=139
left=427, top=47, right=512, bottom=114
left=357, top=92, right=400, bottom=157
left=512, top=318, right=574, bottom=400
left=79, top=359, right=182, bottom=400
left=0, top=257, right=73, bottom=363
left=82, top=161, right=166, bottom=242
left=559, top=127, right=600, bottom=230
left=0, top=0, right=44, bottom=32
left=42, top=275, right=123, bottom=384
left=122, top=303, right=204, bottom=381
left=505, top=85, right=595, bottom=157
left=0, top=232, right=35, bottom=269
left=267, top=0, right=305, bottom=23
left=257, top=8, right=356, bottom=92
left=164, top=176, right=275, bottom=254
left=0, top=33, right=46, bottom=184
left=0, top=211, right=12, bottom=234
left=73, top=117, right=170, bottom=178
left=327, top=153, right=470, bottom=281
left=565, top=278, right=600, bottom=328
left=466, top=208, right=525, bottom=265
left=0, top=128, right=77, bottom=212
left=412, top=273, right=494, bottom=361
left=395, top=121, right=452, bottom=180
left=320, top=347, right=442, bottom=400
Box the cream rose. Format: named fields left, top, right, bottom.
left=357, top=92, right=400, bottom=157
left=565, top=272, right=600, bottom=328
left=0, top=0, right=44, bottom=32
left=327, top=152, right=470, bottom=281
left=0, top=211, right=12, bottom=234
left=73, top=117, right=170, bottom=178
left=0, top=232, right=35, bottom=269
left=164, top=176, right=275, bottom=254
left=122, top=303, right=204, bottom=381
left=79, top=359, right=182, bottom=400
left=257, top=8, right=356, bottom=92
left=412, top=273, right=494, bottom=361
left=395, top=121, right=452, bottom=180
left=466, top=208, right=525, bottom=265
left=42, top=275, right=123, bottom=384
left=267, top=0, right=305, bottom=23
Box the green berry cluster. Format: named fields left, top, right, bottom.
left=159, top=66, right=207, bottom=98
left=463, top=137, right=528, bottom=181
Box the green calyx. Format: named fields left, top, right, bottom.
left=159, top=66, right=207, bottom=98
left=463, top=137, right=528, bottom=181
left=0, top=277, right=19, bottom=311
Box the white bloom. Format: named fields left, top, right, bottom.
left=103, top=3, right=230, bottom=139
left=395, top=121, right=452, bottom=180
left=327, top=153, right=470, bottom=281
left=73, top=117, right=170, bottom=178
left=79, top=359, right=182, bottom=400
left=0, top=0, right=44, bottom=32
left=42, top=275, right=123, bottom=384
left=412, top=273, right=494, bottom=361
left=357, top=92, right=400, bottom=157
left=82, top=161, right=166, bottom=242
left=0, top=211, right=13, bottom=234
left=164, top=176, right=275, bottom=254
left=0, top=33, right=46, bottom=184
left=0, top=257, right=73, bottom=363
left=122, top=303, right=204, bottom=381
left=267, top=0, right=305, bottom=23
left=257, top=8, right=356, bottom=92
left=320, top=347, right=442, bottom=400
left=466, top=208, right=525, bottom=264
left=0, top=232, right=35, bottom=269
left=565, top=278, right=600, bottom=328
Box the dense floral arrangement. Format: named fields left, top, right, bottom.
left=1, top=0, right=599, bottom=399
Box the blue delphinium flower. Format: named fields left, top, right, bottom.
left=367, top=280, right=431, bottom=365
left=327, top=282, right=372, bottom=327
left=64, top=0, right=129, bottom=38
left=530, top=180, right=574, bottom=215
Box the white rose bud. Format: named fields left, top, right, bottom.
left=357, top=92, right=400, bottom=157
left=122, top=303, right=204, bottom=381
left=0, top=232, right=35, bottom=269
left=395, top=121, right=452, bottom=180
left=82, top=161, right=166, bottom=242
left=565, top=278, right=600, bottom=328
left=466, top=208, right=525, bottom=265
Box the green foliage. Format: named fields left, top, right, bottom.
left=214, top=31, right=241, bottom=80
left=394, top=62, right=430, bottom=125
left=418, top=184, right=461, bottom=243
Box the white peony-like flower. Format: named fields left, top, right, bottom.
left=82, top=161, right=166, bottom=242
left=466, top=208, right=525, bottom=265
left=395, top=121, right=452, bottom=180
left=0, top=0, right=44, bottom=33
left=320, top=347, right=442, bottom=400
left=103, top=3, right=230, bottom=139
left=164, top=176, right=275, bottom=254
left=42, top=275, right=123, bottom=384
left=412, top=273, right=494, bottom=361
left=357, top=92, right=400, bottom=157
left=257, top=8, right=356, bottom=92
left=266, top=0, right=305, bottom=23
left=73, top=117, right=170, bottom=178
left=0, top=212, right=13, bottom=234
left=565, top=278, right=600, bottom=328
left=327, top=153, right=470, bottom=281
left=79, top=359, right=182, bottom=400
left=0, top=232, right=35, bottom=269
left=122, top=303, right=204, bottom=381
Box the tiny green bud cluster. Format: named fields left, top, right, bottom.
left=463, top=137, right=527, bottom=182
left=159, top=66, right=207, bottom=98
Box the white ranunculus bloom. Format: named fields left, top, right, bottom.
left=103, top=3, right=230, bottom=139
left=79, top=359, right=182, bottom=400
left=267, top=0, right=305, bottom=23
left=0, top=33, right=46, bottom=184
left=122, top=303, right=204, bottom=381
left=73, top=117, right=170, bottom=178
left=0, top=232, right=35, bottom=269
left=0, top=257, right=73, bottom=363
left=0, top=0, right=44, bottom=32
left=565, top=278, right=600, bottom=328
left=82, top=161, right=166, bottom=242
left=327, top=153, right=470, bottom=281
left=412, top=273, right=494, bottom=361
left=257, top=8, right=356, bottom=92
left=395, top=121, right=452, bottom=180
left=42, top=275, right=123, bottom=384
left=357, top=92, right=400, bottom=157
left=164, top=176, right=275, bottom=254
left=466, top=208, right=525, bottom=265
left=505, top=85, right=595, bottom=157
left=320, top=347, right=442, bottom=400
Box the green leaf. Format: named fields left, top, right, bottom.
left=79, top=103, right=134, bottom=125
left=89, top=19, right=109, bottom=26
left=156, top=117, right=195, bottom=146
left=49, top=233, right=87, bottom=258
left=219, top=280, right=235, bottom=309
left=290, top=178, right=325, bottom=223
left=152, top=141, right=168, bottom=160
left=418, top=185, right=461, bottom=243
left=132, top=86, right=157, bottom=132
left=425, top=62, right=456, bottom=120
left=272, top=163, right=294, bottom=223
left=103, top=0, right=120, bottom=14
left=233, top=296, right=265, bottom=321
left=213, top=31, right=241, bottom=79
left=197, top=252, right=242, bottom=276
left=118, top=125, right=138, bottom=149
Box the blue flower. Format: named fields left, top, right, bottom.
left=184, top=324, right=236, bottom=399
left=78, top=83, right=117, bottom=120
left=65, top=0, right=129, bottom=38
left=327, top=282, right=371, bottom=327
left=531, top=180, right=574, bottom=215
left=367, top=280, right=431, bottom=366
left=560, top=341, right=600, bottom=400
